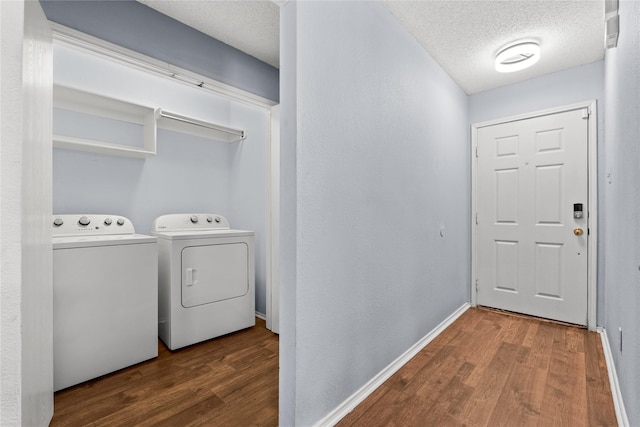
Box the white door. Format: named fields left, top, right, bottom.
left=476, top=108, right=589, bottom=325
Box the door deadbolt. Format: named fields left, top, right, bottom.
left=573, top=203, right=584, bottom=219
left=573, top=228, right=584, bottom=236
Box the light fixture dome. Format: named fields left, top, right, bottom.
left=495, top=41, right=540, bottom=73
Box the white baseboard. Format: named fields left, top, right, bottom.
left=598, top=327, right=629, bottom=427
left=314, top=303, right=471, bottom=427
left=255, top=311, right=266, bottom=321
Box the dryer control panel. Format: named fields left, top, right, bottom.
left=152, top=214, right=230, bottom=232
left=52, top=214, right=136, bottom=237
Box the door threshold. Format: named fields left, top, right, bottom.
left=477, top=306, right=587, bottom=329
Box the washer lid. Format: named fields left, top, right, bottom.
left=53, top=234, right=156, bottom=249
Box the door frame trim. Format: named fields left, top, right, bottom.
left=471, top=101, right=598, bottom=330
left=266, top=104, right=280, bottom=333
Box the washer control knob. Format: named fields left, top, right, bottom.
left=78, top=216, right=90, bottom=226
left=104, top=218, right=113, bottom=226
left=206, top=216, right=213, bottom=223
left=190, top=215, right=199, bottom=224
left=215, top=217, right=221, bottom=223
left=116, top=218, right=125, bottom=226
left=53, top=218, right=64, bottom=227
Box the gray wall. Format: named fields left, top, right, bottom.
left=469, top=60, right=606, bottom=325
left=278, top=2, right=298, bottom=425
left=279, top=2, right=470, bottom=424
left=52, top=45, right=269, bottom=315
left=603, top=1, right=640, bottom=423
left=39, top=0, right=279, bottom=102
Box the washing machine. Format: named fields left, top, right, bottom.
left=52, top=214, right=158, bottom=391
left=152, top=213, right=255, bottom=350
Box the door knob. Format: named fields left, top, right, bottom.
left=573, top=228, right=584, bottom=236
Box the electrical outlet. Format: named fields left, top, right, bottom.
left=619, top=327, right=623, bottom=352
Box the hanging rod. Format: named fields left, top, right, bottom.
left=157, top=109, right=246, bottom=142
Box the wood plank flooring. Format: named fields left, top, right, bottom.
left=50, top=309, right=616, bottom=427
left=339, top=308, right=617, bottom=427
left=50, top=318, right=279, bottom=427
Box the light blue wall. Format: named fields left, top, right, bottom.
left=40, top=0, right=279, bottom=102
left=52, top=45, right=269, bottom=315
left=603, top=1, right=640, bottom=423
left=469, top=61, right=605, bottom=124
left=279, top=2, right=470, bottom=424
left=469, top=61, right=606, bottom=325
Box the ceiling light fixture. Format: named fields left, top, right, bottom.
left=495, top=41, right=540, bottom=73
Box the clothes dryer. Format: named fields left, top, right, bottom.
left=152, top=214, right=255, bottom=350
left=52, top=214, right=158, bottom=391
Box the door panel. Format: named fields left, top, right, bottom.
left=476, top=108, right=588, bottom=325
left=495, top=240, right=518, bottom=292
left=496, top=169, right=519, bottom=223
left=534, top=242, right=563, bottom=298
left=536, top=165, right=563, bottom=223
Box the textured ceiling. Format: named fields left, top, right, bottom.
left=138, top=0, right=280, bottom=68
left=382, top=1, right=605, bottom=94
left=137, top=0, right=605, bottom=95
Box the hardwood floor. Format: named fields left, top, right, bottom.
left=339, top=308, right=617, bottom=427
left=50, top=309, right=616, bottom=427
left=50, top=318, right=279, bottom=427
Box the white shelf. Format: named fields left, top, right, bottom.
left=53, top=85, right=157, bottom=158
left=53, top=85, right=247, bottom=158
left=156, top=109, right=246, bottom=143
left=53, top=135, right=156, bottom=158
